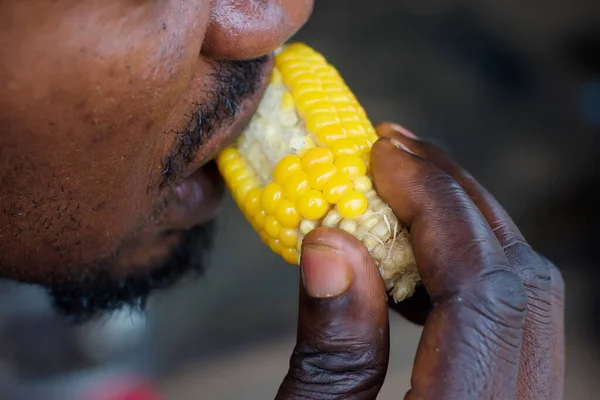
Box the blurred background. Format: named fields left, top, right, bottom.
left=0, top=1, right=598, bottom=399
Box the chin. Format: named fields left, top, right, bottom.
left=46, top=219, right=217, bottom=324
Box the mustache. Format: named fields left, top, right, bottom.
left=46, top=220, right=217, bottom=324
left=159, top=56, right=270, bottom=188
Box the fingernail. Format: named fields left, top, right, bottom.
left=301, top=244, right=352, bottom=298
left=390, top=138, right=417, bottom=155
left=389, top=123, right=419, bottom=139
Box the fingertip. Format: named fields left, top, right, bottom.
left=301, top=241, right=353, bottom=299
left=371, top=136, right=400, bottom=157
left=302, top=227, right=366, bottom=258
left=375, top=122, right=400, bottom=138
left=375, top=122, right=419, bottom=140
left=301, top=227, right=387, bottom=311
left=371, top=137, right=423, bottom=189
left=372, top=136, right=418, bottom=157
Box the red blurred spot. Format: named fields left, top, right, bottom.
left=81, top=376, right=161, bottom=400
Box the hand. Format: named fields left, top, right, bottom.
left=275, top=123, right=565, bottom=400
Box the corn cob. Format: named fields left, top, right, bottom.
left=216, top=43, right=419, bottom=302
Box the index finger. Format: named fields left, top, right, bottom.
left=378, top=123, right=565, bottom=399
left=371, top=138, right=527, bottom=400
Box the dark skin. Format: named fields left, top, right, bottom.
left=0, top=1, right=563, bottom=398
left=275, top=124, right=565, bottom=399
left=278, top=124, right=565, bottom=399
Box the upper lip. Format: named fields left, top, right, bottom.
left=180, top=53, right=275, bottom=179
left=212, top=54, right=275, bottom=156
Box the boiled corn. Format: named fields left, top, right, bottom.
left=216, top=43, right=419, bottom=302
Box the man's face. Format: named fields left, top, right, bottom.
left=0, top=0, right=313, bottom=319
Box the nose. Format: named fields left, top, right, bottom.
left=202, top=0, right=314, bottom=60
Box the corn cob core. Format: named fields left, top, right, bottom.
left=216, top=43, right=420, bottom=302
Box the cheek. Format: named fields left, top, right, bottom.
left=0, top=0, right=211, bottom=270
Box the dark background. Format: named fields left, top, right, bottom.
left=0, top=1, right=598, bottom=399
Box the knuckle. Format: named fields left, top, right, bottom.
left=282, top=342, right=386, bottom=399
left=503, top=243, right=560, bottom=323
left=464, top=269, right=528, bottom=329
left=419, top=168, right=463, bottom=199
left=491, top=221, right=520, bottom=245
left=437, top=271, right=527, bottom=367
left=505, top=241, right=553, bottom=293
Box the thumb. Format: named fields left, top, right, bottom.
left=276, top=227, right=390, bottom=400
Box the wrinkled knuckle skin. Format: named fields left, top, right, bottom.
left=469, top=270, right=528, bottom=330
left=278, top=342, right=387, bottom=399
left=505, top=242, right=552, bottom=292
left=441, top=271, right=527, bottom=369
left=504, top=243, right=556, bottom=325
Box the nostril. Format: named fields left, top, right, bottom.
left=202, top=0, right=314, bottom=60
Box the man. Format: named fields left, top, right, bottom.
left=0, top=1, right=564, bottom=399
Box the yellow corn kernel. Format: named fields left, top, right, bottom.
left=268, top=238, right=282, bottom=255
left=305, top=101, right=336, bottom=114
left=243, top=188, right=262, bottom=216
left=336, top=190, right=368, bottom=219
left=279, top=227, right=298, bottom=248
left=270, top=68, right=282, bottom=84
left=254, top=209, right=267, bottom=229
left=306, top=162, right=337, bottom=191
left=261, top=183, right=282, bottom=215
left=234, top=177, right=259, bottom=204
left=301, top=147, right=334, bottom=170
left=331, top=138, right=360, bottom=157
left=281, top=91, right=295, bottom=110
left=230, top=168, right=254, bottom=189
left=361, top=153, right=371, bottom=170
left=259, top=230, right=270, bottom=245
left=315, top=124, right=346, bottom=146
left=265, top=215, right=281, bottom=239
left=282, top=171, right=310, bottom=201
left=281, top=247, right=299, bottom=264
left=290, top=72, right=319, bottom=85
left=291, top=81, right=321, bottom=98
left=343, top=121, right=367, bottom=137
left=273, top=155, right=302, bottom=185
left=221, top=159, right=245, bottom=183
left=216, top=43, right=418, bottom=304
left=276, top=200, right=301, bottom=229
left=335, top=155, right=367, bottom=179
left=322, top=174, right=352, bottom=204
left=217, top=147, right=238, bottom=165
left=297, top=91, right=325, bottom=108
left=353, top=137, right=371, bottom=153
left=278, top=61, right=307, bottom=79
left=297, top=189, right=329, bottom=220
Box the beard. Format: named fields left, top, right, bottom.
left=46, top=220, right=216, bottom=324
left=42, top=56, right=270, bottom=323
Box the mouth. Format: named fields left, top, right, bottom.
left=166, top=54, right=275, bottom=227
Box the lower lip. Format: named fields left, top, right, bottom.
left=170, top=160, right=225, bottom=228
